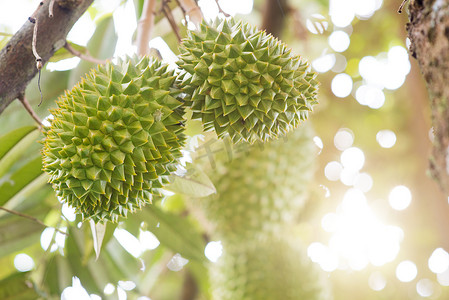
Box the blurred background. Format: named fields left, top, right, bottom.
left=1, top=0, right=449, bottom=299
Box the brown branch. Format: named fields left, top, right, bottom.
left=162, top=4, right=182, bottom=43
left=214, top=0, right=230, bottom=17
left=0, top=206, right=68, bottom=236
left=178, top=0, right=203, bottom=26
left=398, top=0, right=408, bottom=13
left=180, top=270, right=198, bottom=300
left=18, top=94, right=43, bottom=128
left=137, top=0, right=157, bottom=56
left=0, top=0, right=94, bottom=115
left=261, top=0, right=289, bottom=38
left=64, top=41, right=107, bottom=64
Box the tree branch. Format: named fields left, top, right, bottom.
left=0, top=0, right=93, bottom=115
left=407, top=0, right=449, bottom=194
left=137, top=0, right=157, bottom=56
left=261, top=0, right=289, bottom=38
left=64, top=41, right=107, bottom=64
left=18, top=94, right=43, bottom=128
left=0, top=206, right=67, bottom=235
left=177, top=0, right=203, bottom=26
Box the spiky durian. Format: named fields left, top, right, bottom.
left=178, top=18, right=318, bottom=143
left=209, top=237, right=331, bottom=300
left=194, top=125, right=316, bottom=240
left=42, top=57, right=185, bottom=222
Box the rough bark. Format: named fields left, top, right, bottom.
left=407, top=0, right=449, bottom=194
left=0, top=0, right=93, bottom=115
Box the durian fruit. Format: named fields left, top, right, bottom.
left=178, top=18, right=318, bottom=143
left=195, top=125, right=316, bottom=241
left=209, top=236, right=331, bottom=300
left=42, top=57, right=185, bottom=223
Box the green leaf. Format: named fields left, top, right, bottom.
left=0, top=272, right=38, bottom=300
left=0, top=127, right=40, bottom=178
left=139, top=205, right=206, bottom=262
left=0, top=206, right=50, bottom=258
left=0, top=155, right=44, bottom=207
left=166, top=163, right=216, bottom=197
left=49, top=42, right=88, bottom=62
left=89, top=221, right=116, bottom=260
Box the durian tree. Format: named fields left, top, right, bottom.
left=1, top=1, right=449, bottom=300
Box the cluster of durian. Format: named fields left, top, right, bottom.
left=192, top=125, right=331, bottom=300
left=41, top=18, right=318, bottom=224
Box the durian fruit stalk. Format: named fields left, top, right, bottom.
left=42, top=57, right=186, bottom=223
left=178, top=18, right=318, bottom=143
left=209, top=236, right=331, bottom=300
left=194, top=125, right=317, bottom=241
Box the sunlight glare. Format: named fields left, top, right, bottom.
left=332, top=73, right=353, bottom=98
left=416, top=279, right=435, bottom=298
left=334, top=129, right=354, bottom=151
left=14, top=253, right=35, bottom=272
left=312, top=54, right=336, bottom=73
left=114, top=228, right=142, bottom=258
left=328, top=31, right=350, bottom=52
left=341, top=147, right=365, bottom=171
left=388, top=185, right=412, bottom=211
left=205, top=241, right=223, bottom=262
left=369, top=271, right=387, bottom=291
left=377, top=130, right=397, bottom=148
left=325, top=161, right=343, bottom=181
left=428, top=248, right=449, bottom=274
left=396, top=260, right=418, bottom=282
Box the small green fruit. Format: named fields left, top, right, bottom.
left=178, top=18, right=318, bottom=143
left=42, top=57, right=185, bottom=222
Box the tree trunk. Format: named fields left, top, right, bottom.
left=407, top=0, right=449, bottom=195
left=0, top=0, right=93, bottom=115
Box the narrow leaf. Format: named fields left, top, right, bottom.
left=139, top=205, right=206, bottom=262
left=0, top=156, right=44, bottom=206
left=166, top=163, right=216, bottom=197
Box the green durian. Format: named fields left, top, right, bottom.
left=209, top=236, right=331, bottom=300
left=178, top=18, right=318, bottom=143
left=42, top=57, right=186, bottom=222
left=194, top=125, right=316, bottom=241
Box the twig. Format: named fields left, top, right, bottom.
left=0, top=206, right=68, bottom=236
left=177, top=0, right=203, bottom=26
left=214, top=0, right=230, bottom=17
left=29, top=16, right=44, bottom=106
left=174, top=0, right=188, bottom=21
left=162, top=4, right=182, bottom=43
left=18, top=94, right=43, bottom=128
left=49, top=0, right=56, bottom=18
left=137, top=0, right=157, bottom=56
left=64, top=42, right=107, bottom=64
left=398, top=0, right=408, bottom=13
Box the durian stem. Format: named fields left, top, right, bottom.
left=18, top=94, right=43, bottom=128
left=0, top=206, right=68, bottom=236
left=136, top=0, right=157, bottom=56
left=177, top=0, right=203, bottom=26
left=64, top=41, right=107, bottom=65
